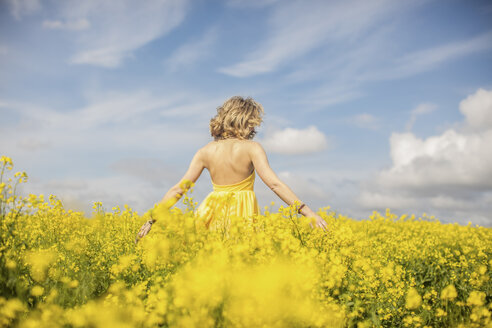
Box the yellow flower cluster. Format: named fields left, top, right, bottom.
left=405, top=287, right=422, bottom=310
left=0, top=156, right=491, bottom=327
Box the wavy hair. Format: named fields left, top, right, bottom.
left=210, top=96, right=264, bottom=140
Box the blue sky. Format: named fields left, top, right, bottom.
left=1, top=0, right=492, bottom=226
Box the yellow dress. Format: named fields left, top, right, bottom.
left=195, top=170, right=260, bottom=230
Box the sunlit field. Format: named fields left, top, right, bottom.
left=1, top=156, right=491, bottom=328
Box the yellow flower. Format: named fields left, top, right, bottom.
left=436, top=308, right=447, bottom=317
left=6, top=259, right=16, bottom=270
left=179, top=179, right=193, bottom=192
left=23, top=249, right=57, bottom=282
left=0, top=297, right=25, bottom=320
left=69, top=280, right=79, bottom=288
left=405, top=287, right=422, bottom=310
left=467, top=291, right=485, bottom=307
left=31, top=285, right=44, bottom=296
left=441, top=284, right=457, bottom=300
left=60, top=276, right=71, bottom=284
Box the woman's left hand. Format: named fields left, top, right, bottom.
left=135, top=219, right=154, bottom=244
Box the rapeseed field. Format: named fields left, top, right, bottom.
left=0, top=156, right=490, bottom=327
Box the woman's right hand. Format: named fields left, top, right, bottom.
left=309, top=214, right=329, bottom=232
left=299, top=205, right=329, bottom=232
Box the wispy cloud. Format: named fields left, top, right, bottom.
left=351, top=113, right=381, bottom=130
left=2, top=91, right=178, bottom=130
left=164, top=27, right=218, bottom=72
left=6, top=0, right=41, bottom=20
left=62, top=91, right=180, bottom=129
left=361, top=31, right=492, bottom=81
left=38, top=0, right=190, bottom=68
left=218, top=0, right=492, bottom=118
left=226, top=0, right=279, bottom=8
left=295, top=82, right=364, bottom=110
left=159, top=97, right=224, bottom=118
left=1, top=89, right=221, bottom=132
left=219, top=0, right=419, bottom=77
left=405, top=103, right=437, bottom=131
left=0, top=90, right=216, bottom=161
left=42, top=18, right=90, bottom=31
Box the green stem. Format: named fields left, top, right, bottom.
left=288, top=210, right=305, bottom=247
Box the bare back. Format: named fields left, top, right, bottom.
left=202, top=139, right=255, bottom=185
left=169, top=137, right=314, bottom=218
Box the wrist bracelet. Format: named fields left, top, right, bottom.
left=297, top=203, right=306, bottom=213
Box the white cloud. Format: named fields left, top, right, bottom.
left=382, top=129, right=492, bottom=190
left=164, top=28, right=218, bottom=72
left=40, top=0, right=189, bottom=67
left=405, top=103, right=437, bottom=131
left=459, top=88, right=492, bottom=131
left=358, top=190, right=418, bottom=210
left=6, top=0, right=41, bottom=20
left=42, top=18, right=90, bottom=31
left=358, top=88, right=492, bottom=226
left=260, top=125, right=329, bottom=155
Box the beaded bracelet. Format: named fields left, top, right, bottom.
left=297, top=203, right=306, bottom=214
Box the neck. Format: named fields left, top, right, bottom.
left=218, top=137, right=242, bottom=141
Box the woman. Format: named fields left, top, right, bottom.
left=136, top=96, right=328, bottom=243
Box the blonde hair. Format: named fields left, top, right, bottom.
left=210, top=96, right=264, bottom=140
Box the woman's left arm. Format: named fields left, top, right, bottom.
left=135, top=148, right=206, bottom=243
left=157, top=147, right=206, bottom=212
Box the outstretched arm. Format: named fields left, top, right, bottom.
left=249, top=142, right=328, bottom=231
left=157, top=148, right=205, bottom=213
left=135, top=148, right=206, bottom=243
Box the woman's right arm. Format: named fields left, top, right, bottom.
left=249, top=141, right=328, bottom=231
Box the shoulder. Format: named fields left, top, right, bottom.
left=192, top=143, right=211, bottom=159
left=201, top=141, right=215, bottom=150
left=201, top=141, right=218, bottom=152
left=196, top=141, right=217, bottom=159
left=245, top=140, right=265, bottom=155
left=247, top=140, right=264, bottom=150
